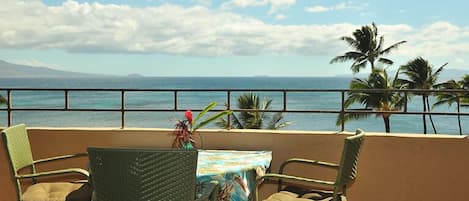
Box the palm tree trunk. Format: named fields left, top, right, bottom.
left=383, top=116, right=391, bottom=133
left=422, top=96, right=427, bottom=134
left=426, top=96, right=438, bottom=134
left=457, top=99, right=462, bottom=135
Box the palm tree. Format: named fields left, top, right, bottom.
left=330, top=22, right=406, bottom=74
left=433, top=77, right=469, bottom=135
left=337, top=68, right=405, bottom=133
left=0, top=95, right=7, bottom=105
left=216, top=93, right=290, bottom=129
left=399, top=57, right=447, bottom=134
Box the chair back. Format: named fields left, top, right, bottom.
left=1, top=124, right=36, bottom=200
left=88, top=147, right=198, bottom=201
left=2, top=124, right=35, bottom=173
left=335, top=129, right=364, bottom=186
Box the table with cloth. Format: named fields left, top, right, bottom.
left=197, top=150, right=272, bottom=201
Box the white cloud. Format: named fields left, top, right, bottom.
left=10, top=59, right=63, bottom=69
left=305, top=6, right=328, bottom=13
left=1, top=1, right=469, bottom=60
left=455, top=57, right=464, bottom=64
left=275, top=14, right=286, bottom=20
left=305, top=2, right=356, bottom=13
left=221, top=0, right=295, bottom=14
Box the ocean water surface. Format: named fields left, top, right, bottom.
left=0, top=77, right=467, bottom=135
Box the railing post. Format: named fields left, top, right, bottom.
left=283, top=90, right=287, bottom=112
left=404, top=91, right=408, bottom=113
left=64, top=90, right=69, bottom=109
left=340, top=91, right=345, bottom=132
left=7, top=89, right=12, bottom=126
left=121, top=90, right=125, bottom=129
left=227, top=90, right=231, bottom=129
left=174, top=91, right=178, bottom=110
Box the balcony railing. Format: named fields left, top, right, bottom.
left=0, top=88, right=468, bottom=131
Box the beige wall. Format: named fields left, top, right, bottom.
left=1, top=128, right=468, bottom=201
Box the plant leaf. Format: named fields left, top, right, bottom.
left=193, top=110, right=232, bottom=131
left=193, top=102, right=217, bottom=125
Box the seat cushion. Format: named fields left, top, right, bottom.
left=22, top=182, right=84, bottom=201
left=263, top=191, right=311, bottom=201
left=263, top=191, right=346, bottom=201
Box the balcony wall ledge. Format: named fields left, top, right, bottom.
left=1, top=127, right=468, bottom=201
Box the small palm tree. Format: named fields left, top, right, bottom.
left=216, top=93, right=290, bottom=129
left=399, top=57, right=447, bottom=134
left=433, top=75, right=469, bottom=135
left=330, top=22, right=406, bottom=74
left=0, top=95, right=7, bottom=105
left=337, top=68, right=405, bottom=133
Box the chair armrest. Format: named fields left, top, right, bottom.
left=279, top=158, right=339, bottom=174
left=33, top=153, right=88, bottom=164
left=253, top=173, right=335, bottom=201
left=277, top=158, right=338, bottom=192
left=195, top=180, right=220, bottom=201
left=16, top=168, right=89, bottom=179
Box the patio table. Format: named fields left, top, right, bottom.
left=197, top=150, right=272, bottom=201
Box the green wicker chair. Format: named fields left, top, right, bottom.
left=87, top=147, right=219, bottom=201
left=254, top=129, right=365, bottom=201
left=1, top=124, right=89, bottom=201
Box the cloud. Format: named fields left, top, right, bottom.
left=305, top=2, right=355, bottom=13
left=194, top=0, right=211, bottom=7
left=275, top=14, right=286, bottom=20
left=221, top=0, right=295, bottom=14
left=0, top=0, right=345, bottom=56
left=9, top=59, right=63, bottom=69
left=390, top=22, right=469, bottom=58
left=1, top=1, right=469, bottom=60
left=305, top=6, right=328, bottom=13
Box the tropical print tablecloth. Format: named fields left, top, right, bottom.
left=197, top=150, right=272, bottom=201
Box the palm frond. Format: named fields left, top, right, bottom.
left=330, top=51, right=364, bottom=64
left=350, top=59, right=368, bottom=74
left=377, top=57, right=393, bottom=65
left=267, top=112, right=291, bottom=129
left=340, top=36, right=357, bottom=47
left=432, top=62, right=448, bottom=78
left=0, top=95, right=7, bottom=105
left=380, top=40, right=407, bottom=55
left=336, top=112, right=370, bottom=126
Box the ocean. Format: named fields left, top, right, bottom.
left=0, top=77, right=467, bottom=135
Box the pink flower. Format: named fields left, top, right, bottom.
left=185, top=110, right=193, bottom=126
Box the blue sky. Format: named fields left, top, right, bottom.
left=1, top=0, right=468, bottom=77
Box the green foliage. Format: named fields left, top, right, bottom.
left=399, top=57, right=447, bottom=134
left=330, top=22, right=406, bottom=74
left=191, top=102, right=232, bottom=132
left=216, top=93, right=290, bottom=130
left=0, top=95, right=7, bottom=105
left=433, top=75, right=469, bottom=135
left=337, top=68, right=405, bottom=133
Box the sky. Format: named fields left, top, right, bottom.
left=1, top=0, right=469, bottom=77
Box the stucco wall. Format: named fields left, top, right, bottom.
left=1, top=128, right=468, bottom=201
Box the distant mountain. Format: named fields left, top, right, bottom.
left=0, top=60, right=108, bottom=77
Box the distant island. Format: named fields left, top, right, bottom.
left=0, top=60, right=108, bottom=78
left=1, top=59, right=467, bottom=79
left=127, top=73, right=144, bottom=77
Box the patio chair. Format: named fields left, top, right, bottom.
left=1, top=124, right=90, bottom=201
left=254, top=129, right=365, bottom=201
left=87, top=147, right=219, bottom=201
